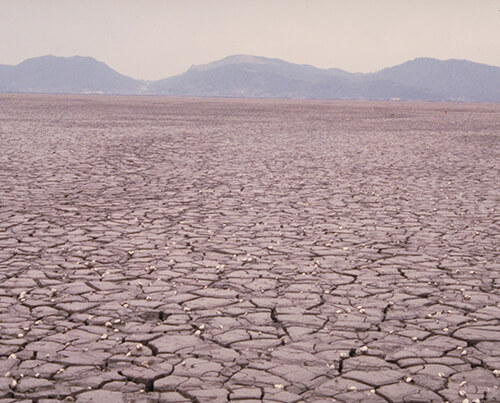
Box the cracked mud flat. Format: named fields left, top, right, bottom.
left=0, top=94, right=499, bottom=402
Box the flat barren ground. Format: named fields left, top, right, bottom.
left=0, top=94, right=499, bottom=402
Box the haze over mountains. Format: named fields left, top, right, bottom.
left=1, top=54, right=499, bottom=102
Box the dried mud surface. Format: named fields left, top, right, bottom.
left=0, top=94, right=499, bottom=402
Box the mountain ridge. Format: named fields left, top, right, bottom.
left=0, top=55, right=145, bottom=94
left=1, top=54, right=499, bottom=101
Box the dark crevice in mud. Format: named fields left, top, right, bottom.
left=144, top=379, right=154, bottom=392
left=84, top=281, right=101, bottom=292
left=336, top=349, right=356, bottom=375
left=373, top=389, right=393, bottom=403
left=338, top=358, right=344, bottom=374
left=306, top=294, right=325, bottom=311
left=175, top=389, right=200, bottom=403
left=270, top=307, right=279, bottom=324
left=311, top=318, right=329, bottom=335
left=381, top=302, right=392, bottom=324
left=270, top=307, right=291, bottom=340
left=466, top=339, right=480, bottom=348
left=142, top=340, right=158, bottom=356
left=205, top=336, right=230, bottom=349
left=397, top=267, right=409, bottom=280
left=32, top=379, right=117, bottom=401
left=139, top=311, right=166, bottom=322
left=118, top=370, right=171, bottom=393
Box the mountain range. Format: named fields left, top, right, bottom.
left=1, top=54, right=499, bottom=102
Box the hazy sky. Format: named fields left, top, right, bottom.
left=1, top=0, right=499, bottom=80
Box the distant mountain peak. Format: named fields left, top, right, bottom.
left=18, top=54, right=99, bottom=66
left=0, top=54, right=142, bottom=94
left=189, top=54, right=286, bottom=72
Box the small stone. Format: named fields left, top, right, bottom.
left=360, top=345, right=368, bottom=352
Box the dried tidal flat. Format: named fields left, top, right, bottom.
left=0, top=94, right=499, bottom=402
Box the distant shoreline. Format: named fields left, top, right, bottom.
left=2, top=92, right=500, bottom=106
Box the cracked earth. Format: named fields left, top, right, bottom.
left=0, top=94, right=499, bottom=402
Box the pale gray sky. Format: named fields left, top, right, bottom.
left=1, top=0, right=499, bottom=80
